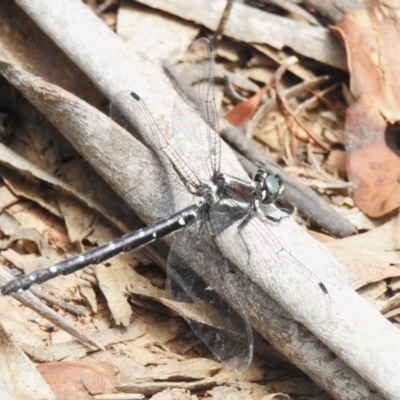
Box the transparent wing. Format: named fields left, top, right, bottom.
left=210, top=198, right=331, bottom=326
left=110, top=91, right=198, bottom=217
left=109, top=38, right=222, bottom=214
left=171, top=38, right=222, bottom=181
left=167, top=210, right=253, bottom=373
left=247, top=210, right=331, bottom=324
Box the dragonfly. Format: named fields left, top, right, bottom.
left=2, top=38, right=330, bottom=373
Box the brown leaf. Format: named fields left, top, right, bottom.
left=325, top=215, right=400, bottom=289
left=324, top=149, right=347, bottom=178
left=332, top=7, right=400, bottom=217
left=224, top=86, right=268, bottom=127
left=37, top=361, right=118, bottom=400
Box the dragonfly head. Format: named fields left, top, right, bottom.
left=254, top=169, right=284, bottom=204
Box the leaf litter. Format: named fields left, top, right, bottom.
left=0, top=0, right=400, bottom=399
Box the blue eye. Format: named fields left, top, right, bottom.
left=266, top=175, right=281, bottom=196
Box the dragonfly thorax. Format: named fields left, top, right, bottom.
left=197, top=181, right=218, bottom=204
left=213, top=170, right=283, bottom=207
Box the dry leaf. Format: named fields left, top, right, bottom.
left=332, top=7, right=400, bottom=217
left=224, top=87, right=268, bottom=127
left=37, top=361, right=118, bottom=400
left=326, top=214, right=400, bottom=289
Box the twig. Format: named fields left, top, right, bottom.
left=0, top=267, right=104, bottom=350
left=30, top=288, right=89, bottom=316
left=258, top=0, right=322, bottom=26
left=270, top=56, right=331, bottom=152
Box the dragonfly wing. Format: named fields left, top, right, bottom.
left=171, top=38, right=221, bottom=181
left=210, top=197, right=331, bottom=326
left=110, top=91, right=195, bottom=217
left=167, top=211, right=253, bottom=373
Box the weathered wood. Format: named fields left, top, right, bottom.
left=135, top=0, right=347, bottom=70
